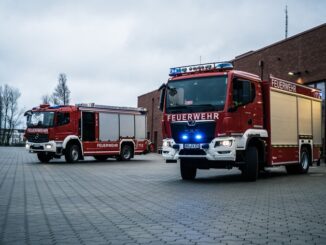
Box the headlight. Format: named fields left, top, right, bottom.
left=45, top=144, right=52, bottom=149
left=26, top=143, right=30, bottom=149
left=163, top=140, right=172, bottom=147
left=221, top=140, right=232, bottom=147
left=215, top=140, right=232, bottom=147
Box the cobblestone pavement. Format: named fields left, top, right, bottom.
left=0, top=147, right=326, bottom=245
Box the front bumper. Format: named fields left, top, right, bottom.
left=162, top=137, right=236, bottom=162
left=26, top=141, right=63, bottom=153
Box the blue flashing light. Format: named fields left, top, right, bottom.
left=169, top=62, right=233, bottom=77
left=215, top=62, right=233, bottom=69
left=49, top=105, right=61, bottom=109
left=169, top=67, right=184, bottom=76
left=181, top=134, right=189, bottom=140
left=180, top=132, right=205, bottom=142
left=195, top=134, right=203, bottom=140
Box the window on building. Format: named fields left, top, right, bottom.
left=154, top=131, right=158, bottom=151
left=316, top=82, right=325, bottom=100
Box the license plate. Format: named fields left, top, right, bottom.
left=184, top=144, right=200, bottom=149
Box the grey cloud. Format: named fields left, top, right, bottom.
left=0, top=0, right=325, bottom=113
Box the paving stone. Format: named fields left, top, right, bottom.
left=0, top=147, right=326, bottom=245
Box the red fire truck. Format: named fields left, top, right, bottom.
left=24, top=103, right=151, bottom=163
left=159, top=62, right=322, bottom=181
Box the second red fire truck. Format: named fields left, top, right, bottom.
left=25, top=103, right=151, bottom=163
left=159, top=62, right=322, bottom=181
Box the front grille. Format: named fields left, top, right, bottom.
left=179, top=149, right=206, bottom=155
left=171, top=121, right=216, bottom=143
left=27, top=133, right=49, bottom=143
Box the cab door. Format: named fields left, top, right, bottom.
left=54, top=111, right=73, bottom=141
left=231, top=78, right=258, bottom=133
left=81, top=111, right=97, bottom=153
left=82, top=112, right=96, bottom=141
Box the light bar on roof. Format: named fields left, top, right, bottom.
left=169, top=62, right=233, bottom=76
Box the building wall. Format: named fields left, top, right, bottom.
left=233, top=24, right=326, bottom=84
left=138, top=90, right=163, bottom=150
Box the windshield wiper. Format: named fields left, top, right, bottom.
left=190, top=104, right=216, bottom=108
left=188, top=104, right=220, bottom=111
left=167, top=104, right=222, bottom=113
left=166, top=105, right=192, bottom=113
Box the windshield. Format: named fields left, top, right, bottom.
left=26, top=111, right=55, bottom=128
left=166, top=75, right=228, bottom=113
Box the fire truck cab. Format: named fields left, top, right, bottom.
left=24, top=104, right=151, bottom=163
left=159, top=62, right=322, bottom=181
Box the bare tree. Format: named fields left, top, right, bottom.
left=5, top=88, right=22, bottom=145
left=41, top=94, right=52, bottom=104
left=52, top=73, right=70, bottom=105
left=0, top=85, right=22, bottom=145
left=1, top=85, right=10, bottom=144
left=51, top=94, right=60, bottom=105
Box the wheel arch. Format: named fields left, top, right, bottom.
left=299, top=142, right=313, bottom=165
left=120, top=139, right=135, bottom=158
left=63, top=136, right=83, bottom=156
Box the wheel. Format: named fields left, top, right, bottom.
left=119, top=144, right=132, bottom=161
left=180, top=159, right=197, bottom=180
left=37, top=152, right=53, bottom=163
left=286, top=147, right=310, bottom=174
left=299, top=148, right=310, bottom=173
left=93, top=155, right=109, bottom=161
left=65, top=144, right=80, bottom=163
left=243, top=146, right=258, bottom=181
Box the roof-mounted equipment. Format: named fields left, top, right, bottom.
left=169, top=62, right=233, bottom=77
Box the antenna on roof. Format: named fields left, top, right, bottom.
left=285, top=5, right=288, bottom=39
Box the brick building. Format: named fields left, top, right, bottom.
left=138, top=90, right=162, bottom=151
left=138, top=23, right=326, bottom=154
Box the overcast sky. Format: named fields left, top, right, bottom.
left=1, top=0, right=325, bottom=113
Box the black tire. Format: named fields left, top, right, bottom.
left=243, top=146, right=258, bottom=181
left=300, top=147, right=311, bottom=173
left=119, top=144, right=132, bottom=161
left=65, top=144, right=80, bottom=163
left=93, top=155, right=109, bottom=161
left=180, top=159, right=197, bottom=180
left=286, top=147, right=310, bottom=174
left=37, top=152, right=53, bottom=163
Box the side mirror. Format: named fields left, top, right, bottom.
left=24, top=110, right=32, bottom=116
left=158, top=83, right=166, bottom=112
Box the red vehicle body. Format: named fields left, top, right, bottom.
left=25, top=103, right=151, bottom=163
left=159, top=62, right=322, bottom=181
